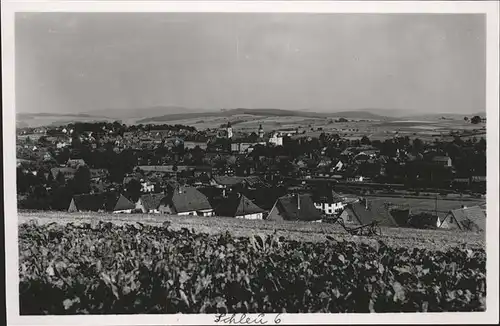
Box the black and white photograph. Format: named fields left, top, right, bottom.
left=2, top=1, right=499, bottom=325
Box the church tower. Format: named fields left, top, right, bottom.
left=226, top=122, right=233, bottom=139
left=258, top=124, right=264, bottom=139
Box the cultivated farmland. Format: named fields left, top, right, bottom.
left=18, top=218, right=486, bottom=314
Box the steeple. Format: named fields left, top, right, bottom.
left=258, top=124, right=264, bottom=139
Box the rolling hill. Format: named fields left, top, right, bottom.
left=16, top=112, right=114, bottom=128
left=137, top=108, right=388, bottom=123
left=84, top=106, right=209, bottom=120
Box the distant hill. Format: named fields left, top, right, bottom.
left=85, top=106, right=209, bottom=120
left=328, top=110, right=389, bottom=120
left=16, top=112, right=113, bottom=128
left=137, top=108, right=388, bottom=123
left=402, top=112, right=487, bottom=121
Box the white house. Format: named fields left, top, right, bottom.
left=268, top=132, right=283, bottom=146
left=313, top=191, right=345, bottom=216
left=140, top=180, right=155, bottom=193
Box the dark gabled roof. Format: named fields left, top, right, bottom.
left=215, top=194, right=265, bottom=217
left=139, top=193, right=165, bottom=211
left=345, top=200, right=400, bottom=227
left=71, top=192, right=135, bottom=212
left=450, top=206, right=486, bottom=232
left=274, top=194, right=322, bottom=221
left=312, top=189, right=343, bottom=203
left=113, top=193, right=136, bottom=211
left=163, top=186, right=212, bottom=213
left=213, top=175, right=245, bottom=186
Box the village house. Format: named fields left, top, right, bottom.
left=68, top=192, right=135, bottom=213
left=313, top=190, right=345, bottom=216
left=267, top=194, right=322, bottom=222
left=215, top=193, right=265, bottom=220
left=140, top=179, right=155, bottom=193
left=268, top=132, right=283, bottom=146
left=339, top=199, right=406, bottom=227
left=136, top=193, right=165, bottom=213
left=159, top=185, right=214, bottom=216
left=439, top=206, right=485, bottom=232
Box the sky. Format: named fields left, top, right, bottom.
left=15, top=13, right=485, bottom=114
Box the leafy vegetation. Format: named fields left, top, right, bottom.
left=19, top=221, right=486, bottom=314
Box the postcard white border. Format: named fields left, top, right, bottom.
left=2, top=1, right=499, bottom=325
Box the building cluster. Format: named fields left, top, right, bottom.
left=16, top=120, right=486, bottom=232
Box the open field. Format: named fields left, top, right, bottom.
left=18, top=211, right=485, bottom=251
left=363, top=195, right=485, bottom=213
left=17, top=108, right=486, bottom=143
left=148, top=113, right=485, bottom=141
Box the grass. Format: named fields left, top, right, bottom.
left=363, top=195, right=485, bottom=214
left=18, top=210, right=484, bottom=251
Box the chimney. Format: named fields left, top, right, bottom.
left=365, top=198, right=368, bottom=210
left=297, top=194, right=301, bottom=210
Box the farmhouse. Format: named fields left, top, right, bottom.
left=215, top=194, right=265, bottom=220
left=267, top=194, right=322, bottom=222
left=68, top=192, right=135, bottom=213
left=159, top=186, right=214, bottom=216
left=136, top=193, right=165, bottom=213
left=439, top=206, right=485, bottom=232
left=338, top=199, right=404, bottom=227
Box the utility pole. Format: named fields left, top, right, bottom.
left=435, top=194, right=438, bottom=218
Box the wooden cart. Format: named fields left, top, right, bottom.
left=337, top=218, right=382, bottom=236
